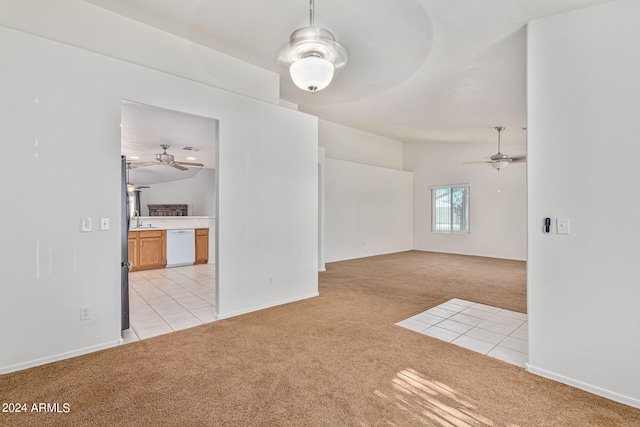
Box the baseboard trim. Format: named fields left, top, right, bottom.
left=326, top=248, right=414, bottom=264
left=0, top=339, right=122, bottom=375
left=413, top=248, right=527, bottom=262
left=214, top=292, right=319, bottom=321
left=526, top=363, right=640, bottom=409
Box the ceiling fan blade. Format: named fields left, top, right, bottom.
left=169, top=163, right=188, bottom=171
left=510, top=155, right=527, bottom=163
left=463, top=161, right=491, bottom=165
left=175, top=161, right=204, bottom=167
left=128, top=161, right=159, bottom=167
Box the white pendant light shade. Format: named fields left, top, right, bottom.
left=490, top=159, right=511, bottom=170
left=290, top=56, right=335, bottom=93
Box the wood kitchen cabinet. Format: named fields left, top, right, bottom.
left=128, top=230, right=166, bottom=271
left=127, top=232, right=139, bottom=270
left=195, top=228, right=209, bottom=264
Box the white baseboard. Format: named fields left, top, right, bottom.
left=526, top=364, right=640, bottom=409
left=325, top=247, right=414, bottom=264
left=214, top=292, right=319, bottom=320
left=0, top=339, right=122, bottom=375
left=413, top=248, right=527, bottom=262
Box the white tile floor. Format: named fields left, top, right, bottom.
left=396, top=298, right=528, bottom=367
left=122, top=263, right=216, bottom=344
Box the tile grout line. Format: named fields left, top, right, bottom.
left=397, top=299, right=528, bottom=366
left=128, top=265, right=216, bottom=341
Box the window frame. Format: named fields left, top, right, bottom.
left=430, top=184, right=470, bottom=234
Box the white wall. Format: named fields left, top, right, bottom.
left=319, top=120, right=404, bottom=170
left=0, top=26, right=317, bottom=373
left=527, top=0, right=640, bottom=408
left=140, top=169, right=216, bottom=216
left=325, top=159, right=413, bottom=262
left=0, top=0, right=279, bottom=104
left=404, top=141, right=527, bottom=260
left=190, top=168, right=216, bottom=217
left=319, top=119, right=411, bottom=262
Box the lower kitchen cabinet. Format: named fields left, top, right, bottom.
left=195, top=228, right=209, bottom=264
left=128, top=230, right=166, bottom=271
left=127, top=234, right=138, bottom=270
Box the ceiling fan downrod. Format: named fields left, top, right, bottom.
left=309, top=0, right=315, bottom=26
left=495, top=126, right=505, bottom=154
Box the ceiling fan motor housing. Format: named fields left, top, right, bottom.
left=490, top=153, right=511, bottom=161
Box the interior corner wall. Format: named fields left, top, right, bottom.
left=325, top=159, right=413, bottom=262
left=190, top=168, right=216, bottom=217
left=318, top=119, right=411, bottom=263
left=527, top=0, right=640, bottom=408
left=404, top=141, right=527, bottom=261
left=318, top=119, right=404, bottom=169
left=141, top=169, right=216, bottom=217
left=0, top=26, right=317, bottom=373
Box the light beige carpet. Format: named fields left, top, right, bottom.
left=1, top=251, right=638, bottom=426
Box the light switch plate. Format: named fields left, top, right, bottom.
left=100, top=217, right=110, bottom=231
left=80, top=217, right=92, bottom=232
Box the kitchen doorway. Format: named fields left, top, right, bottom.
left=120, top=100, right=218, bottom=343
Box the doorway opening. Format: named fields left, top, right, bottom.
left=120, top=100, right=218, bottom=343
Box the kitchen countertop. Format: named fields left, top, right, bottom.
left=130, top=216, right=213, bottom=231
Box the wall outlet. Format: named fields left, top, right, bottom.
left=80, top=217, right=92, bottom=232
left=80, top=305, right=91, bottom=320
left=267, top=276, right=274, bottom=286
left=557, top=218, right=570, bottom=235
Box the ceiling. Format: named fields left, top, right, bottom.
left=121, top=100, right=217, bottom=185
left=105, top=0, right=611, bottom=149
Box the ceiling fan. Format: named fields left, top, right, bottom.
left=465, top=127, right=526, bottom=170
left=129, top=144, right=204, bottom=171
left=125, top=163, right=150, bottom=193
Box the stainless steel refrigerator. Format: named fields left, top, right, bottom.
left=120, top=155, right=130, bottom=330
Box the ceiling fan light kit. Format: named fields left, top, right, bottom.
left=129, top=144, right=204, bottom=171
left=463, top=126, right=526, bottom=170
left=490, top=159, right=511, bottom=170
left=279, top=0, right=347, bottom=93
left=489, top=126, right=526, bottom=171
left=289, top=54, right=335, bottom=93
left=491, top=127, right=510, bottom=170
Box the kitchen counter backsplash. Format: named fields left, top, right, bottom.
left=130, top=216, right=213, bottom=230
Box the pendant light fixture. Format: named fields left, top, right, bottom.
left=279, top=0, right=347, bottom=93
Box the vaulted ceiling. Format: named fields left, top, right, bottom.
left=92, top=0, right=611, bottom=146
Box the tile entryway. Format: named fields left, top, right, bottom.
left=397, top=298, right=528, bottom=367
left=123, top=263, right=216, bottom=343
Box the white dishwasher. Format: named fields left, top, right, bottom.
left=166, top=229, right=195, bottom=267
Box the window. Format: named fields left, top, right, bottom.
left=431, top=185, right=469, bottom=233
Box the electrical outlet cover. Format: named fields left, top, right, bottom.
left=557, top=218, right=570, bottom=235
left=80, top=305, right=91, bottom=320
left=80, top=217, right=92, bottom=232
